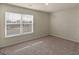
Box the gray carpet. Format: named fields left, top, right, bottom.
left=0, top=36, right=79, bottom=55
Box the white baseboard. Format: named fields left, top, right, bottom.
left=50, top=34, right=79, bottom=43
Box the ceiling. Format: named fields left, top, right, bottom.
left=9, top=3, right=79, bottom=13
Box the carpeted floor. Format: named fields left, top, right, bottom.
left=0, top=36, right=79, bottom=55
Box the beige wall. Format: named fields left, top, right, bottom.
left=50, top=7, right=79, bottom=42
left=0, top=4, right=50, bottom=47
left=1, top=4, right=79, bottom=47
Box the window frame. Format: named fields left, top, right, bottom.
left=5, top=12, right=34, bottom=38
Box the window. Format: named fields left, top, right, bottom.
left=5, top=12, right=33, bottom=37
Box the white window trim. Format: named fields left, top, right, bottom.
left=5, top=12, right=34, bottom=38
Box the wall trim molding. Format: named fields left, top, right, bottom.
left=50, top=34, right=79, bottom=43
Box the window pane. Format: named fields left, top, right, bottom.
left=22, top=15, right=33, bottom=23
left=6, top=12, right=21, bottom=23
left=23, top=24, right=32, bottom=33
left=7, top=24, right=20, bottom=36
